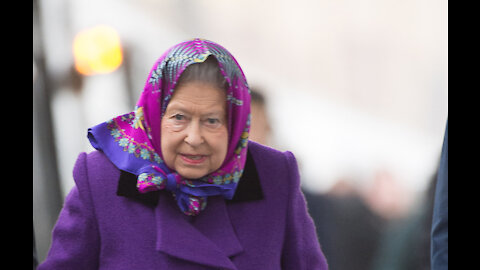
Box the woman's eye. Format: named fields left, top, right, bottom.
left=205, top=118, right=222, bottom=128
left=207, top=118, right=219, bottom=124
left=174, top=114, right=185, bottom=121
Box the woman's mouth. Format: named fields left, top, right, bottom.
left=180, top=154, right=207, bottom=165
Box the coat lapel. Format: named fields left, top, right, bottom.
left=155, top=192, right=243, bottom=269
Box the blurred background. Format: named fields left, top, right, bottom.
left=33, top=0, right=447, bottom=269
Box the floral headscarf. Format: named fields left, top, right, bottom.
left=88, top=38, right=251, bottom=216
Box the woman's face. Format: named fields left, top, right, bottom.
left=161, top=81, right=228, bottom=179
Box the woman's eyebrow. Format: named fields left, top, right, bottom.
left=203, top=110, right=225, bottom=116
left=166, top=103, right=225, bottom=117
left=165, top=102, right=189, bottom=112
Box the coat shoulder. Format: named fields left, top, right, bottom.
left=247, top=140, right=286, bottom=161
left=248, top=140, right=298, bottom=172
left=247, top=140, right=301, bottom=193
left=73, top=150, right=121, bottom=201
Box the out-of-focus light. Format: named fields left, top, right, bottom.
left=73, top=25, right=123, bottom=75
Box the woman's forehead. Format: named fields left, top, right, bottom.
left=166, top=82, right=227, bottom=110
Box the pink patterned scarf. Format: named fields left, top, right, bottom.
left=88, top=39, right=251, bottom=216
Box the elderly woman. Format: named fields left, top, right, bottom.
left=39, top=39, right=328, bottom=270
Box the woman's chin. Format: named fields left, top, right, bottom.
left=176, top=167, right=209, bottom=180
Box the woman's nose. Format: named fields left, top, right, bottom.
left=184, top=121, right=205, bottom=147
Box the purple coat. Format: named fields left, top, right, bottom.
left=39, top=141, right=328, bottom=269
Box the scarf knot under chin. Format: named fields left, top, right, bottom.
left=136, top=164, right=206, bottom=215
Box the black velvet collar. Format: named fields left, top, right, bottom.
left=116, top=149, right=264, bottom=206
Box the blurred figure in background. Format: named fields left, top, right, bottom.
left=248, top=87, right=272, bottom=146
left=363, top=169, right=411, bottom=221
left=370, top=122, right=448, bottom=270
left=370, top=172, right=437, bottom=270
left=304, top=179, right=387, bottom=270
left=371, top=121, right=447, bottom=270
